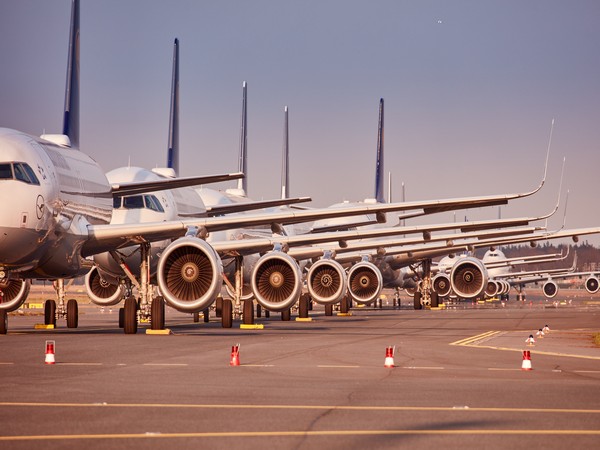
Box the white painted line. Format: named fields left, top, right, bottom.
left=143, top=364, right=188, bottom=367
left=59, top=363, right=103, bottom=366
left=318, top=365, right=361, bottom=368
left=0, top=362, right=14, bottom=365
left=403, top=366, right=445, bottom=370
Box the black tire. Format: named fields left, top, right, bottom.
left=413, top=292, right=422, bottom=310
left=119, top=308, right=125, bottom=328
left=430, top=292, right=439, bottom=308
left=264, top=309, right=270, bottom=318
left=0, top=310, right=7, bottom=334
left=193, top=311, right=200, bottom=323
left=44, top=300, right=56, bottom=326
left=243, top=300, right=254, bottom=325
left=203, top=308, right=210, bottom=323
left=221, top=299, right=233, bottom=328
left=299, top=294, right=309, bottom=318
left=340, top=296, right=349, bottom=314
left=215, top=296, right=223, bottom=318
left=256, top=304, right=262, bottom=318
left=281, top=309, right=291, bottom=321
left=66, top=299, right=78, bottom=328
left=151, top=297, right=165, bottom=330
left=124, top=296, right=138, bottom=334
left=325, top=304, right=333, bottom=316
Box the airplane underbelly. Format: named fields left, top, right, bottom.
left=0, top=226, right=46, bottom=269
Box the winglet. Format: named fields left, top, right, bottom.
left=374, top=98, right=385, bottom=203
left=281, top=105, right=289, bottom=199
left=166, top=38, right=180, bottom=176
left=62, top=0, right=80, bottom=148
left=237, top=81, right=248, bottom=195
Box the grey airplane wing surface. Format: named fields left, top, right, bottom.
left=204, top=196, right=313, bottom=216
left=110, top=172, right=244, bottom=197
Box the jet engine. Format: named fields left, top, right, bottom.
left=84, top=267, right=124, bottom=306
left=307, top=259, right=348, bottom=305
left=498, top=280, right=511, bottom=295
left=432, top=273, right=452, bottom=297
left=347, top=261, right=382, bottom=304
left=484, top=280, right=500, bottom=298
left=542, top=279, right=558, bottom=298
left=157, top=237, right=223, bottom=312
left=450, top=257, right=488, bottom=299
left=251, top=251, right=302, bottom=312
left=0, top=279, right=30, bottom=312
left=585, top=276, right=599, bottom=294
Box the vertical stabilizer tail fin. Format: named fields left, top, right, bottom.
left=237, top=81, right=248, bottom=195
left=62, top=0, right=80, bottom=148
left=281, top=106, right=289, bottom=199
left=374, top=98, right=385, bottom=203
left=166, top=38, right=180, bottom=176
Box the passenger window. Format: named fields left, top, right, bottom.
left=0, top=164, right=12, bottom=179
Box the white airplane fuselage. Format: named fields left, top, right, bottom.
left=0, top=128, right=112, bottom=279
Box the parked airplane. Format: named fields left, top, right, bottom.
left=0, top=0, right=552, bottom=334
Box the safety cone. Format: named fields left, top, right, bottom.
left=230, top=344, right=240, bottom=366
left=525, top=335, right=535, bottom=346
left=543, top=324, right=550, bottom=334
left=45, top=340, right=56, bottom=365
left=384, top=346, right=395, bottom=368
left=521, top=350, right=532, bottom=370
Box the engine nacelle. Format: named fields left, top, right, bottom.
left=0, top=279, right=30, bottom=312
left=157, top=237, right=223, bottom=312
left=484, top=280, right=500, bottom=298
left=432, top=274, right=451, bottom=297
left=251, top=251, right=302, bottom=312
left=542, top=279, right=558, bottom=298
left=499, top=280, right=511, bottom=295
left=347, top=261, right=383, bottom=304
left=307, top=259, right=348, bottom=305
left=450, top=257, right=488, bottom=299
left=585, top=276, right=599, bottom=294
left=85, top=266, right=125, bottom=306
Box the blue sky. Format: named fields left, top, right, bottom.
left=1, top=0, right=599, bottom=244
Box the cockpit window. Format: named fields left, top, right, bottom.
left=0, top=162, right=40, bottom=185
left=116, top=194, right=165, bottom=212
left=0, top=164, right=12, bottom=179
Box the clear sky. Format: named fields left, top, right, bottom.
left=1, top=0, right=599, bottom=245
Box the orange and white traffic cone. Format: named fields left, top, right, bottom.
left=230, top=344, right=240, bottom=366
left=521, top=350, right=532, bottom=370
left=45, top=340, right=56, bottom=365
left=384, top=346, right=395, bottom=368
left=525, top=335, right=535, bottom=346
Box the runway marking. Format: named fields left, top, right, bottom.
left=317, top=365, right=360, bottom=368
left=143, top=363, right=188, bottom=367
left=57, top=363, right=103, bottom=366
left=1, top=429, right=599, bottom=441
left=403, top=366, right=445, bottom=370
left=2, top=402, right=599, bottom=414
left=450, top=331, right=501, bottom=346
left=573, top=370, right=600, bottom=374
left=0, top=362, right=14, bottom=365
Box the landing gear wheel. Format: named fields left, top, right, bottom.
left=264, top=309, right=270, bottom=318
left=44, top=300, right=57, bottom=327
left=203, top=308, right=210, bottom=323
left=151, top=296, right=165, bottom=330
left=256, top=304, right=262, bottom=318
left=430, top=292, right=439, bottom=308
left=325, top=304, right=333, bottom=316
left=124, top=296, right=138, bottom=334
left=281, top=309, right=291, bottom=321
left=66, top=299, right=78, bottom=328
left=119, top=308, right=125, bottom=328
left=340, top=296, right=349, bottom=314
left=243, top=300, right=254, bottom=325
left=299, top=294, right=309, bottom=318
left=193, top=311, right=200, bottom=323
left=0, top=310, right=7, bottom=334
left=413, top=292, right=423, bottom=310
left=221, top=299, right=232, bottom=328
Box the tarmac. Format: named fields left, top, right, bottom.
left=1, top=289, right=599, bottom=449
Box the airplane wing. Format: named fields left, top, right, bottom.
left=82, top=205, right=550, bottom=258
left=111, top=172, right=244, bottom=197
left=204, top=197, right=312, bottom=216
